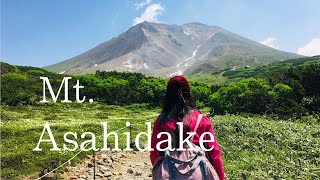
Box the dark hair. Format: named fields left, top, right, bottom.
left=160, top=76, right=195, bottom=145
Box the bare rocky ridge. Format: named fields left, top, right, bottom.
left=44, top=22, right=302, bottom=77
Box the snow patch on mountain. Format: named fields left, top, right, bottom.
left=125, top=60, right=133, bottom=69
left=169, top=69, right=183, bottom=77
left=143, top=63, right=148, bottom=70
left=176, top=45, right=201, bottom=68
left=184, top=31, right=190, bottom=36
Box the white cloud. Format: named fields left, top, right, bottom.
left=297, top=38, right=320, bottom=56
left=133, top=4, right=164, bottom=26
left=134, top=0, right=151, bottom=10
left=260, top=37, right=280, bottom=50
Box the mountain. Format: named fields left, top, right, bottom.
left=44, top=22, right=302, bottom=77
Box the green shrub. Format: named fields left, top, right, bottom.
left=210, top=78, right=273, bottom=114
left=209, top=79, right=306, bottom=117
left=1, top=73, right=35, bottom=105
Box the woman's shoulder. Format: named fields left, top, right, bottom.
left=190, top=109, right=209, bottom=120
left=191, top=110, right=213, bottom=127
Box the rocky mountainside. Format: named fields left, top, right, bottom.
left=44, top=22, right=302, bottom=77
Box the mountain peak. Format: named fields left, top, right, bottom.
left=44, top=22, right=302, bottom=77
left=132, top=21, right=159, bottom=33
left=139, top=21, right=156, bottom=25
left=183, top=22, right=209, bottom=26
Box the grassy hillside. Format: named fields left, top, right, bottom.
left=1, top=104, right=319, bottom=179
left=188, top=56, right=320, bottom=85
left=1, top=103, right=159, bottom=179
left=187, top=71, right=238, bottom=85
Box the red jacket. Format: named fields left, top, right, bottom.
left=150, top=109, right=225, bottom=180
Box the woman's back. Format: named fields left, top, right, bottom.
left=150, top=76, right=224, bottom=180
left=150, top=109, right=225, bottom=179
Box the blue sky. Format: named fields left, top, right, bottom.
left=2, top=0, right=320, bottom=67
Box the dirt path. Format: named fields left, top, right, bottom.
left=61, top=151, right=153, bottom=180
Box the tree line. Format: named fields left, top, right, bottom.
left=1, top=61, right=319, bottom=118
left=0, top=63, right=210, bottom=108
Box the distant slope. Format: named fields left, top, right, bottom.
left=0, top=61, right=64, bottom=78
left=183, top=26, right=302, bottom=75
left=188, top=56, right=320, bottom=85
left=44, top=22, right=302, bottom=77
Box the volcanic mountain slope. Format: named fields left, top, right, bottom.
left=44, top=22, right=302, bottom=77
